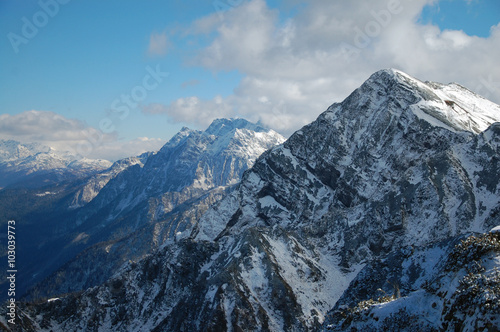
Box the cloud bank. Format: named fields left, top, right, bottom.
left=147, top=0, right=500, bottom=135
left=0, top=111, right=165, bottom=161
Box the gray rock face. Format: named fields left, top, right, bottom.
left=323, top=231, right=500, bottom=331
left=197, top=69, right=499, bottom=244
left=5, top=69, right=500, bottom=331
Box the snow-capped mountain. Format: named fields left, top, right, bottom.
left=4, top=69, right=500, bottom=331
left=0, top=139, right=112, bottom=189
left=20, top=119, right=284, bottom=301
left=70, top=118, right=284, bottom=230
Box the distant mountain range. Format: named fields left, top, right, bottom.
left=1, top=69, right=499, bottom=331
left=0, top=139, right=111, bottom=189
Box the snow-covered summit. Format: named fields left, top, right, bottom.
left=158, top=118, right=285, bottom=169
left=366, top=69, right=500, bottom=133
left=0, top=139, right=111, bottom=168
left=205, top=118, right=270, bottom=136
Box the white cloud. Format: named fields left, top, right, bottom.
left=90, top=137, right=166, bottom=161
left=142, top=96, right=235, bottom=129
left=148, top=31, right=169, bottom=57
left=157, top=0, right=500, bottom=136
left=0, top=111, right=166, bottom=161
left=0, top=110, right=113, bottom=146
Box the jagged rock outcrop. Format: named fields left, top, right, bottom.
left=323, top=230, right=500, bottom=331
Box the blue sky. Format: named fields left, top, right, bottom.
left=1, top=0, right=499, bottom=160
left=419, top=0, right=500, bottom=37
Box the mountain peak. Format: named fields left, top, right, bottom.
left=364, top=68, right=412, bottom=84
left=205, top=118, right=269, bottom=136
left=356, top=69, right=500, bottom=134
left=371, top=67, right=406, bottom=78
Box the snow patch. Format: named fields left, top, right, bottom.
left=490, top=225, right=500, bottom=234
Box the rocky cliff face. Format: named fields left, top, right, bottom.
left=323, top=229, right=500, bottom=331
left=195, top=69, right=499, bottom=244
left=4, top=69, right=499, bottom=331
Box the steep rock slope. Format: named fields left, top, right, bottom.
left=186, top=68, right=500, bottom=329
left=323, top=229, right=500, bottom=331
left=68, top=152, right=152, bottom=209
left=24, top=119, right=284, bottom=300
left=196, top=69, right=500, bottom=246
left=6, top=69, right=500, bottom=331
